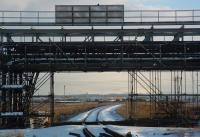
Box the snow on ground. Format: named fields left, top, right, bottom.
left=24, top=125, right=85, bottom=137
left=0, top=125, right=200, bottom=137
left=98, top=104, right=125, bottom=121
left=84, top=107, right=104, bottom=122
left=67, top=109, right=93, bottom=122
left=1, top=104, right=199, bottom=137
left=107, top=125, right=200, bottom=137
left=68, top=104, right=124, bottom=122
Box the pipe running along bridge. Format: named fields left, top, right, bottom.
left=0, top=5, right=200, bottom=128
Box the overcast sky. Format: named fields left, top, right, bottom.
left=1, top=0, right=199, bottom=95
left=1, top=0, right=200, bottom=11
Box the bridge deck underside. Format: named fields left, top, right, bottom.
left=1, top=41, right=200, bottom=72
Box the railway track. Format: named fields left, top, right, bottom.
left=82, top=106, right=105, bottom=123
left=82, top=127, right=131, bottom=137
left=69, top=105, right=132, bottom=137
left=81, top=107, right=102, bottom=123
left=96, top=107, right=104, bottom=123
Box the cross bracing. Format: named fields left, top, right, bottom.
left=1, top=8, right=200, bottom=128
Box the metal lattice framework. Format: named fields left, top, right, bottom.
left=1, top=7, right=200, bottom=128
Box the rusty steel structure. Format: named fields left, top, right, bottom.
left=128, top=71, right=200, bottom=126
left=1, top=5, right=200, bottom=127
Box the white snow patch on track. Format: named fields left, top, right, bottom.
left=98, top=104, right=124, bottom=121
left=67, top=109, right=93, bottom=122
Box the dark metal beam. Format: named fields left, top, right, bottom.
left=1, top=28, right=200, bottom=37
left=1, top=21, right=200, bottom=26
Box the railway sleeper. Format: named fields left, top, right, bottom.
left=69, top=132, right=81, bottom=137
left=83, top=128, right=95, bottom=137
left=99, top=132, right=113, bottom=137
left=103, top=128, right=127, bottom=137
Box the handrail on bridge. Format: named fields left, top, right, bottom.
left=0, top=9, right=200, bottom=26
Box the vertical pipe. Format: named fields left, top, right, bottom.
left=19, top=73, right=23, bottom=114
left=0, top=34, right=3, bottom=43
left=121, top=27, right=124, bottom=65
left=0, top=72, right=2, bottom=126
left=152, top=71, right=155, bottom=113
left=50, top=72, right=54, bottom=125
left=157, top=71, right=160, bottom=99
left=13, top=74, right=17, bottom=112
left=127, top=72, right=129, bottom=119
left=135, top=71, right=137, bottom=116
left=192, top=71, right=194, bottom=109
left=1, top=72, right=6, bottom=126
left=171, top=71, right=173, bottom=102
left=130, top=71, right=133, bottom=119
left=84, top=43, right=87, bottom=68
left=160, top=71, right=161, bottom=96
left=7, top=72, right=13, bottom=126
left=174, top=71, right=177, bottom=120
left=180, top=71, right=183, bottom=119
left=0, top=72, right=1, bottom=103
left=154, top=71, right=157, bottom=112
left=174, top=71, right=176, bottom=102
left=133, top=71, right=135, bottom=118
left=135, top=71, right=138, bottom=116
left=149, top=71, right=152, bottom=118
left=184, top=71, right=187, bottom=116
left=197, top=72, right=199, bottom=110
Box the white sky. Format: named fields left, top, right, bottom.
left=0, top=0, right=170, bottom=11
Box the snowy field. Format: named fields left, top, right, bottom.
left=0, top=125, right=200, bottom=137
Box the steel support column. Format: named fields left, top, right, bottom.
left=50, top=72, right=54, bottom=125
